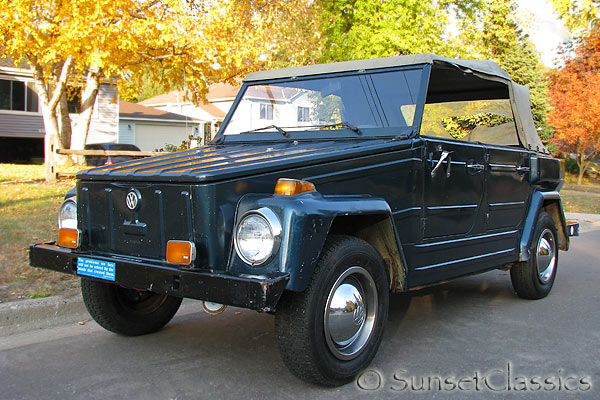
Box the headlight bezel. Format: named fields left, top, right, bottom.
left=234, top=207, right=282, bottom=267
left=58, top=197, right=78, bottom=230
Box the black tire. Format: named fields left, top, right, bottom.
left=511, top=211, right=559, bottom=299
left=81, top=278, right=183, bottom=336
left=275, top=235, right=389, bottom=386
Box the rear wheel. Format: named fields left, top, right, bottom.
left=81, top=278, right=182, bottom=336
left=275, top=235, right=389, bottom=386
left=511, top=211, right=558, bottom=299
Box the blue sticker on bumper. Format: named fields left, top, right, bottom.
left=77, top=257, right=116, bottom=281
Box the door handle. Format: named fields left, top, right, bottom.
left=467, top=162, right=485, bottom=171
left=516, top=165, right=530, bottom=173
left=431, top=150, right=452, bottom=178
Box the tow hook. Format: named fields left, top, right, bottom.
left=202, top=301, right=227, bottom=315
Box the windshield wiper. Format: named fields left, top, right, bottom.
left=316, top=122, right=361, bottom=135
left=240, top=125, right=288, bottom=137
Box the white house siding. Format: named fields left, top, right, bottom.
left=70, top=84, right=119, bottom=147
left=118, top=122, right=135, bottom=144
left=130, top=122, right=196, bottom=151
left=0, top=111, right=44, bottom=138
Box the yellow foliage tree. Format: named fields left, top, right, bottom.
left=551, top=0, right=599, bottom=35
left=0, top=0, right=290, bottom=180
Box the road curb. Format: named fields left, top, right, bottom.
left=0, top=288, right=87, bottom=336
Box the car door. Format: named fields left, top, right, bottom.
left=484, top=145, right=531, bottom=258
left=409, top=137, right=487, bottom=285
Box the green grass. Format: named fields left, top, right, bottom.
left=0, top=180, right=79, bottom=301
left=0, top=164, right=46, bottom=182
left=561, top=192, right=600, bottom=214
left=0, top=163, right=90, bottom=183
left=29, top=291, right=52, bottom=299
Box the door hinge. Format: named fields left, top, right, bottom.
left=420, top=217, right=427, bottom=233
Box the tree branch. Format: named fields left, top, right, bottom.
left=48, top=55, right=74, bottom=111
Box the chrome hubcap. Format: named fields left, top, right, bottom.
left=324, top=266, right=378, bottom=360
left=536, top=228, right=556, bottom=284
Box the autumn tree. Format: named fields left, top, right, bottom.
left=551, top=0, right=599, bottom=35
left=459, top=0, right=552, bottom=140
left=0, top=0, right=288, bottom=180
left=548, top=26, right=600, bottom=185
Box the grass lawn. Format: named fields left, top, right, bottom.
left=0, top=165, right=80, bottom=301
left=561, top=192, right=600, bottom=214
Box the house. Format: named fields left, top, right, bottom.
left=0, top=56, right=118, bottom=163
left=119, top=100, right=200, bottom=151
left=139, top=82, right=240, bottom=144
left=1, top=56, right=203, bottom=162
left=221, top=85, right=319, bottom=135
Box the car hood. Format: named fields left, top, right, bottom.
left=77, top=139, right=410, bottom=183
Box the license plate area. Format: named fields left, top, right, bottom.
left=77, top=257, right=116, bottom=281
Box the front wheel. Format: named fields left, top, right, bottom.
left=511, top=211, right=558, bottom=299
left=275, top=235, right=389, bottom=386
left=81, top=278, right=183, bottom=336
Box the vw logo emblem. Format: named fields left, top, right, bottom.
left=126, top=189, right=141, bottom=211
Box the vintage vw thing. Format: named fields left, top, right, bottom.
left=30, top=54, right=578, bottom=386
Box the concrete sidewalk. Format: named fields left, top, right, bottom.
left=2, top=212, right=598, bottom=337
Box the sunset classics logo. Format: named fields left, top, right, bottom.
left=356, top=362, right=592, bottom=392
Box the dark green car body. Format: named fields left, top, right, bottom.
left=30, top=54, right=572, bottom=311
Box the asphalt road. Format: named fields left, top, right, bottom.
left=1, top=223, right=599, bottom=400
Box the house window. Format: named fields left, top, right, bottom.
left=0, top=79, right=39, bottom=112
left=260, top=103, right=273, bottom=120
left=297, top=106, right=310, bottom=122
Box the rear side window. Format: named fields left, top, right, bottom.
left=421, top=99, right=519, bottom=146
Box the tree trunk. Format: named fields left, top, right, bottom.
left=30, top=57, right=73, bottom=181
left=577, top=152, right=587, bottom=186
left=38, top=103, right=61, bottom=182
left=58, top=91, right=72, bottom=150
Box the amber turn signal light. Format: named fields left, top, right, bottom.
left=166, top=240, right=196, bottom=265
left=274, top=178, right=316, bottom=196
left=58, top=228, right=80, bottom=248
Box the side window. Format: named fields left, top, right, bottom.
left=370, top=69, right=422, bottom=127
left=421, top=99, right=519, bottom=146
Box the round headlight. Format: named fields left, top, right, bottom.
left=58, top=197, right=77, bottom=229
left=235, top=208, right=282, bottom=266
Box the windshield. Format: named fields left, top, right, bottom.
left=221, top=68, right=424, bottom=135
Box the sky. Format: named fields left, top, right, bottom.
left=517, top=0, right=571, bottom=67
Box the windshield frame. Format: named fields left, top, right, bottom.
left=215, top=64, right=431, bottom=144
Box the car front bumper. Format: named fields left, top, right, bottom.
left=29, top=243, right=290, bottom=312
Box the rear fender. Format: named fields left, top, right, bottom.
left=520, top=191, right=569, bottom=261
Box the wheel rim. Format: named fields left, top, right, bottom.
left=115, top=287, right=168, bottom=314
left=536, top=228, right=556, bottom=284
left=324, top=266, right=378, bottom=361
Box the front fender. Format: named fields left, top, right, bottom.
left=229, top=192, right=401, bottom=292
